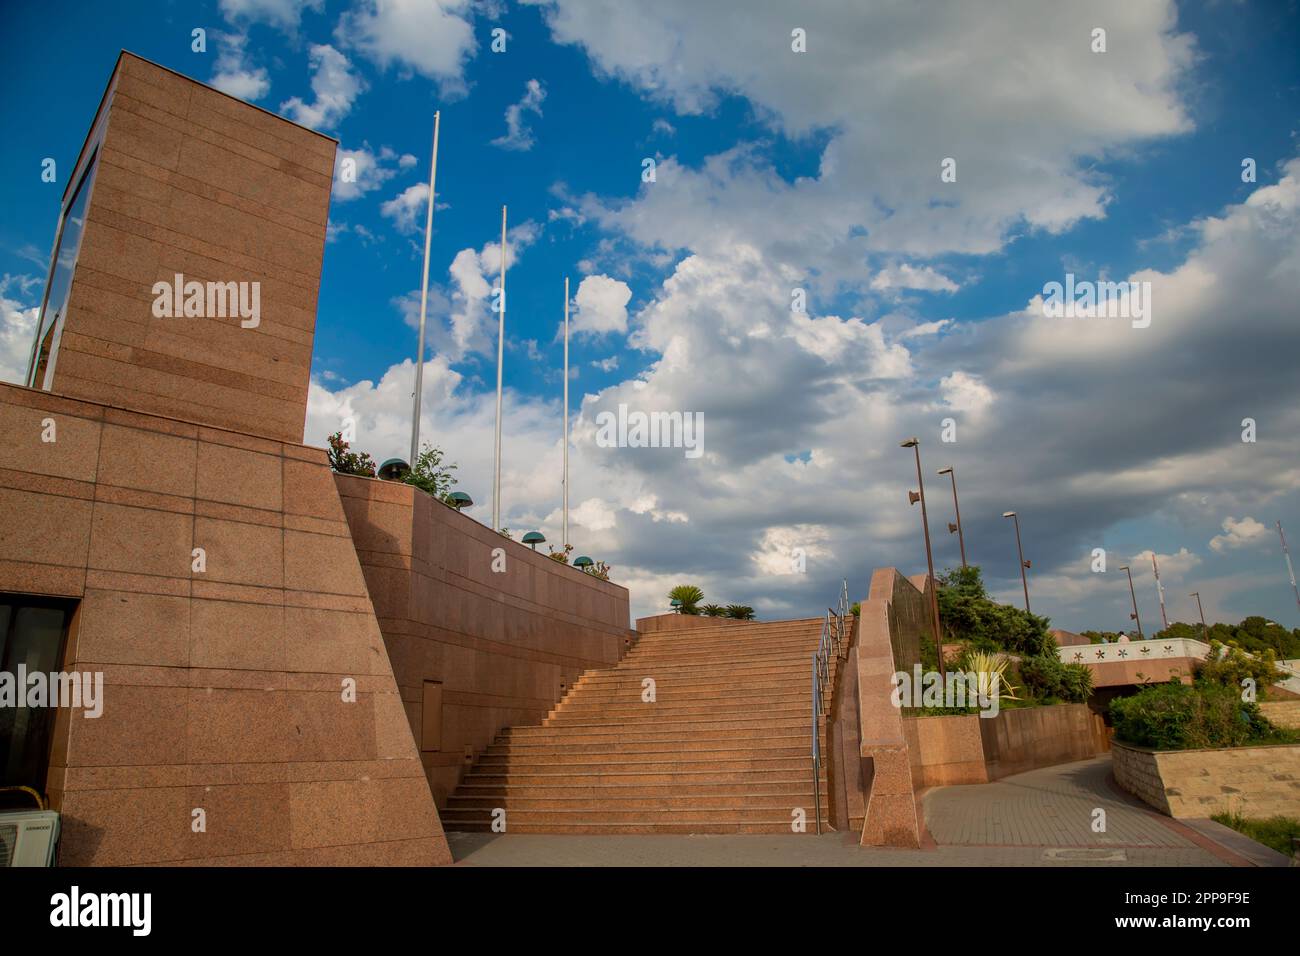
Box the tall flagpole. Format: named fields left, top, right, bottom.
left=1279, top=521, right=1300, bottom=614
left=1152, top=552, right=1169, bottom=631
left=409, top=110, right=440, bottom=464
left=492, top=206, right=507, bottom=531
left=563, top=276, right=569, bottom=549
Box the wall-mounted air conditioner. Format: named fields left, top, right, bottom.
left=0, top=810, right=60, bottom=867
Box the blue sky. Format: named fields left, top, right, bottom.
left=2, top=0, right=1299, bottom=628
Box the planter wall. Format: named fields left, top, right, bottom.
left=1111, top=739, right=1300, bottom=818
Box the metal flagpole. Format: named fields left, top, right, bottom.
left=492, top=206, right=507, bottom=531
left=563, top=276, right=570, bottom=549
left=409, top=110, right=440, bottom=464
left=1279, top=521, right=1300, bottom=614
left=1152, top=552, right=1168, bottom=631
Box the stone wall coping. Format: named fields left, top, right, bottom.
left=1111, top=738, right=1300, bottom=756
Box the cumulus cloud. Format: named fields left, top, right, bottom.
left=209, top=31, right=271, bottom=101
left=219, top=0, right=323, bottom=31
left=280, top=44, right=365, bottom=130
left=1209, top=516, right=1269, bottom=553
left=380, top=183, right=431, bottom=234
left=492, top=79, right=546, bottom=151
left=336, top=0, right=477, bottom=95
left=871, top=264, right=959, bottom=293
left=0, top=275, right=41, bottom=385
left=571, top=274, right=631, bottom=337
left=333, top=143, right=408, bottom=201
left=537, top=0, right=1194, bottom=284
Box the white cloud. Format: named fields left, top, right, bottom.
left=380, top=183, right=430, bottom=234
left=219, top=0, right=323, bottom=30
left=938, top=371, right=994, bottom=415
left=492, top=79, right=546, bottom=151
left=572, top=274, right=631, bottom=337
left=540, top=0, right=1194, bottom=280
left=0, top=275, right=40, bottom=385
left=280, top=44, right=365, bottom=130
left=1209, top=516, right=1269, bottom=553
left=333, top=143, right=406, bottom=201
left=591, top=356, right=619, bottom=372
left=336, top=0, right=477, bottom=94
left=871, top=263, right=959, bottom=293
left=209, top=32, right=271, bottom=101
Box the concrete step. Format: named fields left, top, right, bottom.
left=498, top=724, right=816, bottom=744
left=446, top=792, right=821, bottom=811
left=485, top=734, right=808, bottom=755
left=453, top=781, right=825, bottom=799
left=461, top=767, right=823, bottom=786
left=474, top=754, right=812, bottom=773
left=547, top=700, right=808, bottom=721
left=523, top=714, right=810, bottom=733
left=441, top=819, right=822, bottom=834
left=439, top=806, right=820, bottom=825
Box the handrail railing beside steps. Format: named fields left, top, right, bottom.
left=811, top=580, right=849, bottom=835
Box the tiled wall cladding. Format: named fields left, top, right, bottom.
left=49, top=53, right=334, bottom=444
left=0, top=379, right=450, bottom=865
left=335, top=474, right=633, bottom=806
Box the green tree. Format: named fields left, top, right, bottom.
left=935, top=566, right=1054, bottom=657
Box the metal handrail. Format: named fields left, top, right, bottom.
left=810, top=584, right=849, bottom=835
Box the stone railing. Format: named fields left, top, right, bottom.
left=1057, top=636, right=1209, bottom=665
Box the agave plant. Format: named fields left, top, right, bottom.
left=960, top=649, right=1020, bottom=703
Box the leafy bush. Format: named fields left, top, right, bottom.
left=1109, top=681, right=1287, bottom=750
left=849, top=601, right=860, bottom=618
left=404, top=442, right=458, bottom=499
left=326, top=432, right=376, bottom=477
left=1157, top=616, right=1300, bottom=659
left=1196, top=640, right=1281, bottom=698
left=1016, top=652, right=1093, bottom=704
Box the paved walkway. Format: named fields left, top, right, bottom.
left=448, top=757, right=1244, bottom=866
left=923, top=756, right=1192, bottom=849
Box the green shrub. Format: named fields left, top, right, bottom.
left=1109, top=681, right=1286, bottom=750
left=668, top=584, right=704, bottom=615
left=724, top=604, right=755, bottom=620
left=1211, top=812, right=1300, bottom=858
left=403, top=442, right=458, bottom=499
left=1195, top=640, right=1281, bottom=698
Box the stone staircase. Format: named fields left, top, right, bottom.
left=440, top=618, right=836, bottom=834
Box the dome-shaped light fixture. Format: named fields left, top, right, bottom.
left=447, top=491, right=473, bottom=511
left=573, top=555, right=594, bottom=570
left=522, top=531, right=546, bottom=551
left=378, top=458, right=410, bottom=481
left=669, top=598, right=682, bottom=614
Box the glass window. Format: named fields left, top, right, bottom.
left=0, top=596, right=76, bottom=796
left=28, top=151, right=98, bottom=391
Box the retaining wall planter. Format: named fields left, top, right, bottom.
left=1111, top=739, right=1300, bottom=818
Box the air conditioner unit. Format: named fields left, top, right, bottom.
left=0, top=810, right=60, bottom=867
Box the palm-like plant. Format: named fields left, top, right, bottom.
left=669, top=584, right=704, bottom=615
left=724, top=604, right=756, bottom=620
left=701, top=604, right=725, bottom=617
left=960, top=650, right=1020, bottom=703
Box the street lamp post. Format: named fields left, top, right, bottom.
left=1002, top=511, right=1031, bottom=614
left=901, top=438, right=945, bottom=674
left=1119, top=565, right=1143, bottom=639
left=1190, top=591, right=1209, bottom=643
left=936, top=466, right=967, bottom=570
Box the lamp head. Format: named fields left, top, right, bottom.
left=937, top=466, right=953, bottom=475
left=1002, top=511, right=1016, bottom=518
left=899, top=438, right=919, bottom=448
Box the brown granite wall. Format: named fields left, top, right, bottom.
left=44, top=53, right=333, bottom=444
left=0, top=382, right=448, bottom=865
left=902, top=703, right=1109, bottom=787
left=335, top=475, right=632, bottom=806
left=635, top=612, right=750, bottom=633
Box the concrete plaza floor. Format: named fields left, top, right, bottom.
left=446, top=757, right=1288, bottom=867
